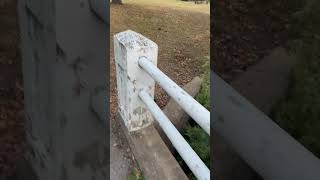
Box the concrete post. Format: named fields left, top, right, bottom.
left=114, top=30, right=158, bottom=132
left=113, top=30, right=189, bottom=180
left=17, top=0, right=109, bottom=179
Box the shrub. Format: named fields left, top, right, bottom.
left=273, top=0, right=320, bottom=158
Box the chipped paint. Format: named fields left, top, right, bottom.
left=114, top=30, right=157, bottom=131
left=133, top=107, right=147, bottom=115
left=116, top=30, right=157, bottom=50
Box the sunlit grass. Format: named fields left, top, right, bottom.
left=122, top=0, right=210, bottom=14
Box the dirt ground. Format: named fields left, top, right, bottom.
left=0, top=0, right=25, bottom=177
left=212, top=0, right=291, bottom=80
left=110, top=1, right=210, bottom=119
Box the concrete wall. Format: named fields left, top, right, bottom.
left=17, top=0, right=109, bottom=179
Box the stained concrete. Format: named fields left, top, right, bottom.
left=18, top=0, right=109, bottom=179
left=110, top=123, right=134, bottom=180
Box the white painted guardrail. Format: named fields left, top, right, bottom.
left=138, top=57, right=210, bottom=135
left=139, top=90, right=210, bottom=180
left=212, top=72, right=320, bottom=180
left=114, top=30, right=210, bottom=180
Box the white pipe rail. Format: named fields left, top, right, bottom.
left=212, top=71, right=320, bottom=180
left=138, top=57, right=210, bottom=135
left=139, top=90, right=210, bottom=180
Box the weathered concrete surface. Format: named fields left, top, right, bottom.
left=155, top=76, right=203, bottom=152
left=213, top=47, right=303, bottom=180
left=110, top=123, right=134, bottom=180
left=17, top=0, right=109, bottom=179
left=114, top=30, right=158, bottom=132
left=7, top=120, right=134, bottom=180
left=117, top=113, right=188, bottom=180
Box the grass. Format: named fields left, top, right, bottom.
left=272, top=0, right=320, bottom=158
left=110, top=1, right=210, bottom=60
left=184, top=124, right=210, bottom=167
left=178, top=58, right=210, bottom=179
left=197, top=59, right=210, bottom=110
left=110, top=0, right=210, bottom=110
left=127, top=169, right=145, bottom=180
left=123, top=0, right=210, bottom=14
left=177, top=123, right=210, bottom=179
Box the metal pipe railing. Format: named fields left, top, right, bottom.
left=139, top=90, right=210, bottom=180
left=138, top=57, right=210, bottom=135
left=212, top=71, right=320, bottom=180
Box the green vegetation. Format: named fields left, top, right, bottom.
left=185, top=59, right=210, bottom=165
left=184, top=125, right=210, bottom=167
left=273, top=0, right=320, bottom=157
left=179, top=59, right=210, bottom=179
left=197, top=60, right=210, bottom=110
left=127, top=169, right=145, bottom=180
